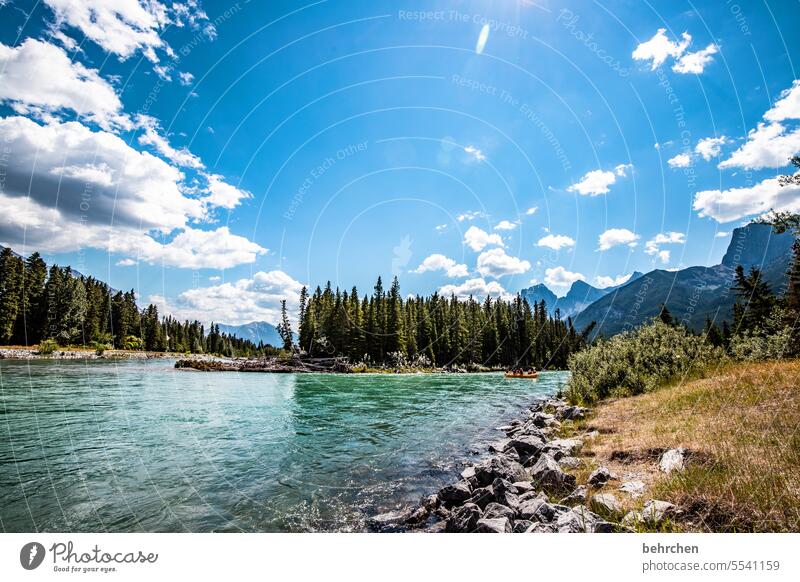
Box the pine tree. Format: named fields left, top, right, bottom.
left=277, top=299, right=293, bottom=351
left=704, top=316, right=724, bottom=347
left=297, top=286, right=308, bottom=349
left=14, top=252, right=47, bottom=344
left=385, top=277, right=405, bottom=356
left=732, top=265, right=775, bottom=335
left=658, top=303, right=674, bottom=326
left=0, top=248, right=23, bottom=343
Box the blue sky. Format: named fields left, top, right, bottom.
left=1, top=0, right=799, bottom=325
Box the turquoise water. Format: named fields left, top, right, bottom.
left=0, top=359, right=567, bottom=532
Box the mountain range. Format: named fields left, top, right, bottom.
left=521, top=271, right=644, bottom=319
left=216, top=321, right=286, bottom=347
left=571, top=223, right=795, bottom=337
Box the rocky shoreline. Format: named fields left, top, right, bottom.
left=174, top=355, right=496, bottom=374
left=369, top=396, right=680, bottom=533
left=0, top=347, right=174, bottom=360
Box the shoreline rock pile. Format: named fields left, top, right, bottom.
left=0, top=347, right=167, bottom=360
left=370, top=397, right=633, bottom=533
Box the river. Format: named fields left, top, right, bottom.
left=0, top=359, right=567, bottom=532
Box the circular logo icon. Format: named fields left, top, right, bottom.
left=20, top=542, right=46, bottom=570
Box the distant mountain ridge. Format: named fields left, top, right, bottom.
left=572, top=223, right=795, bottom=337
left=521, top=271, right=644, bottom=319
left=216, top=321, right=285, bottom=347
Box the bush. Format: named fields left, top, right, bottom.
left=36, top=339, right=59, bottom=356
left=122, top=335, right=143, bottom=350
left=92, top=340, right=111, bottom=355
left=566, top=321, right=724, bottom=405
left=729, top=327, right=795, bottom=361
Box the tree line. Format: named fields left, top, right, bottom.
left=296, top=276, right=594, bottom=369
left=0, top=248, right=266, bottom=357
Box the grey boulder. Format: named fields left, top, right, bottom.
left=591, top=492, right=622, bottom=514
left=560, top=485, right=588, bottom=505
left=556, top=405, right=587, bottom=421
left=474, top=456, right=527, bottom=486
left=543, top=438, right=582, bottom=460
left=438, top=481, right=472, bottom=507
left=556, top=505, right=614, bottom=533
left=483, top=502, right=516, bottom=521
left=474, top=517, right=513, bottom=533
left=518, top=498, right=560, bottom=523
left=445, top=503, right=482, bottom=533
left=659, top=449, right=685, bottom=474
left=588, top=466, right=614, bottom=487
left=529, top=453, right=576, bottom=494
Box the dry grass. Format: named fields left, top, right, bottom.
left=575, top=360, right=800, bottom=532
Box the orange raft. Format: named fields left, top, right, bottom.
left=504, top=370, right=539, bottom=379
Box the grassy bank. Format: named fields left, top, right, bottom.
left=571, top=360, right=800, bottom=532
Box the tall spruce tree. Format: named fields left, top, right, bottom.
left=0, top=248, right=22, bottom=343
left=277, top=300, right=293, bottom=351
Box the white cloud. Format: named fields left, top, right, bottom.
left=544, top=266, right=585, bottom=290
left=153, top=64, right=172, bottom=81
left=719, top=122, right=800, bottom=170
left=476, top=248, right=531, bottom=278
left=719, top=80, right=800, bottom=170
left=525, top=206, right=538, bottom=215
left=435, top=223, right=448, bottom=231
left=118, top=226, right=266, bottom=269
left=595, top=273, right=633, bottom=289
left=0, top=116, right=265, bottom=268
left=0, top=38, right=130, bottom=131
left=457, top=210, right=484, bottom=222
left=494, top=219, right=519, bottom=231
left=764, top=80, right=800, bottom=122
left=537, top=234, right=576, bottom=251
left=645, top=232, right=684, bottom=263
left=693, top=177, right=800, bottom=223
left=151, top=270, right=304, bottom=326
left=0, top=39, right=247, bottom=215
left=633, top=29, right=716, bottom=75
left=475, top=23, right=490, bottom=55
left=672, top=43, right=718, bottom=74
left=0, top=115, right=199, bottom=232
left=632, top=29, right=691, bottom=70
left=209, top=275, right=222, bottom=282
left=568, top=165, right=630, bottom=196
left=0, top=189, right=266, bottom=269
left=464, top=145, right=486, bottom=162
left=695, top=136, right=727, bottom=161
left=463, top=225, right=504, bottom=251
left=412, top=254, right=469, bottom=278
left=439, top=277, right=510, bottom=300
left=116, top=258, right=136, bottom=267
left=598, top=228, right=640, bottom=251
left=43, top=0, right=211, bottom=64
left=715, top=231, right=729, bottom=238
left=178, top=71, right=194, bottom=86
left=614, top=163, right=632, bottom=177
left=137, top=116, right=204, bottom=169
left=202, top=173, right=252, bottom=210
left=667, top=153, right=692, bottom=168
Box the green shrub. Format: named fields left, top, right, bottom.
left=122, top=335, right=144, bottom=350
left=729, top=327, right=794, bottom=361
left=36, top=339, right=59, bottom=356
left=92, top=340, right=111, bottom=355
left=566, top=321, right=724, bottom=405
